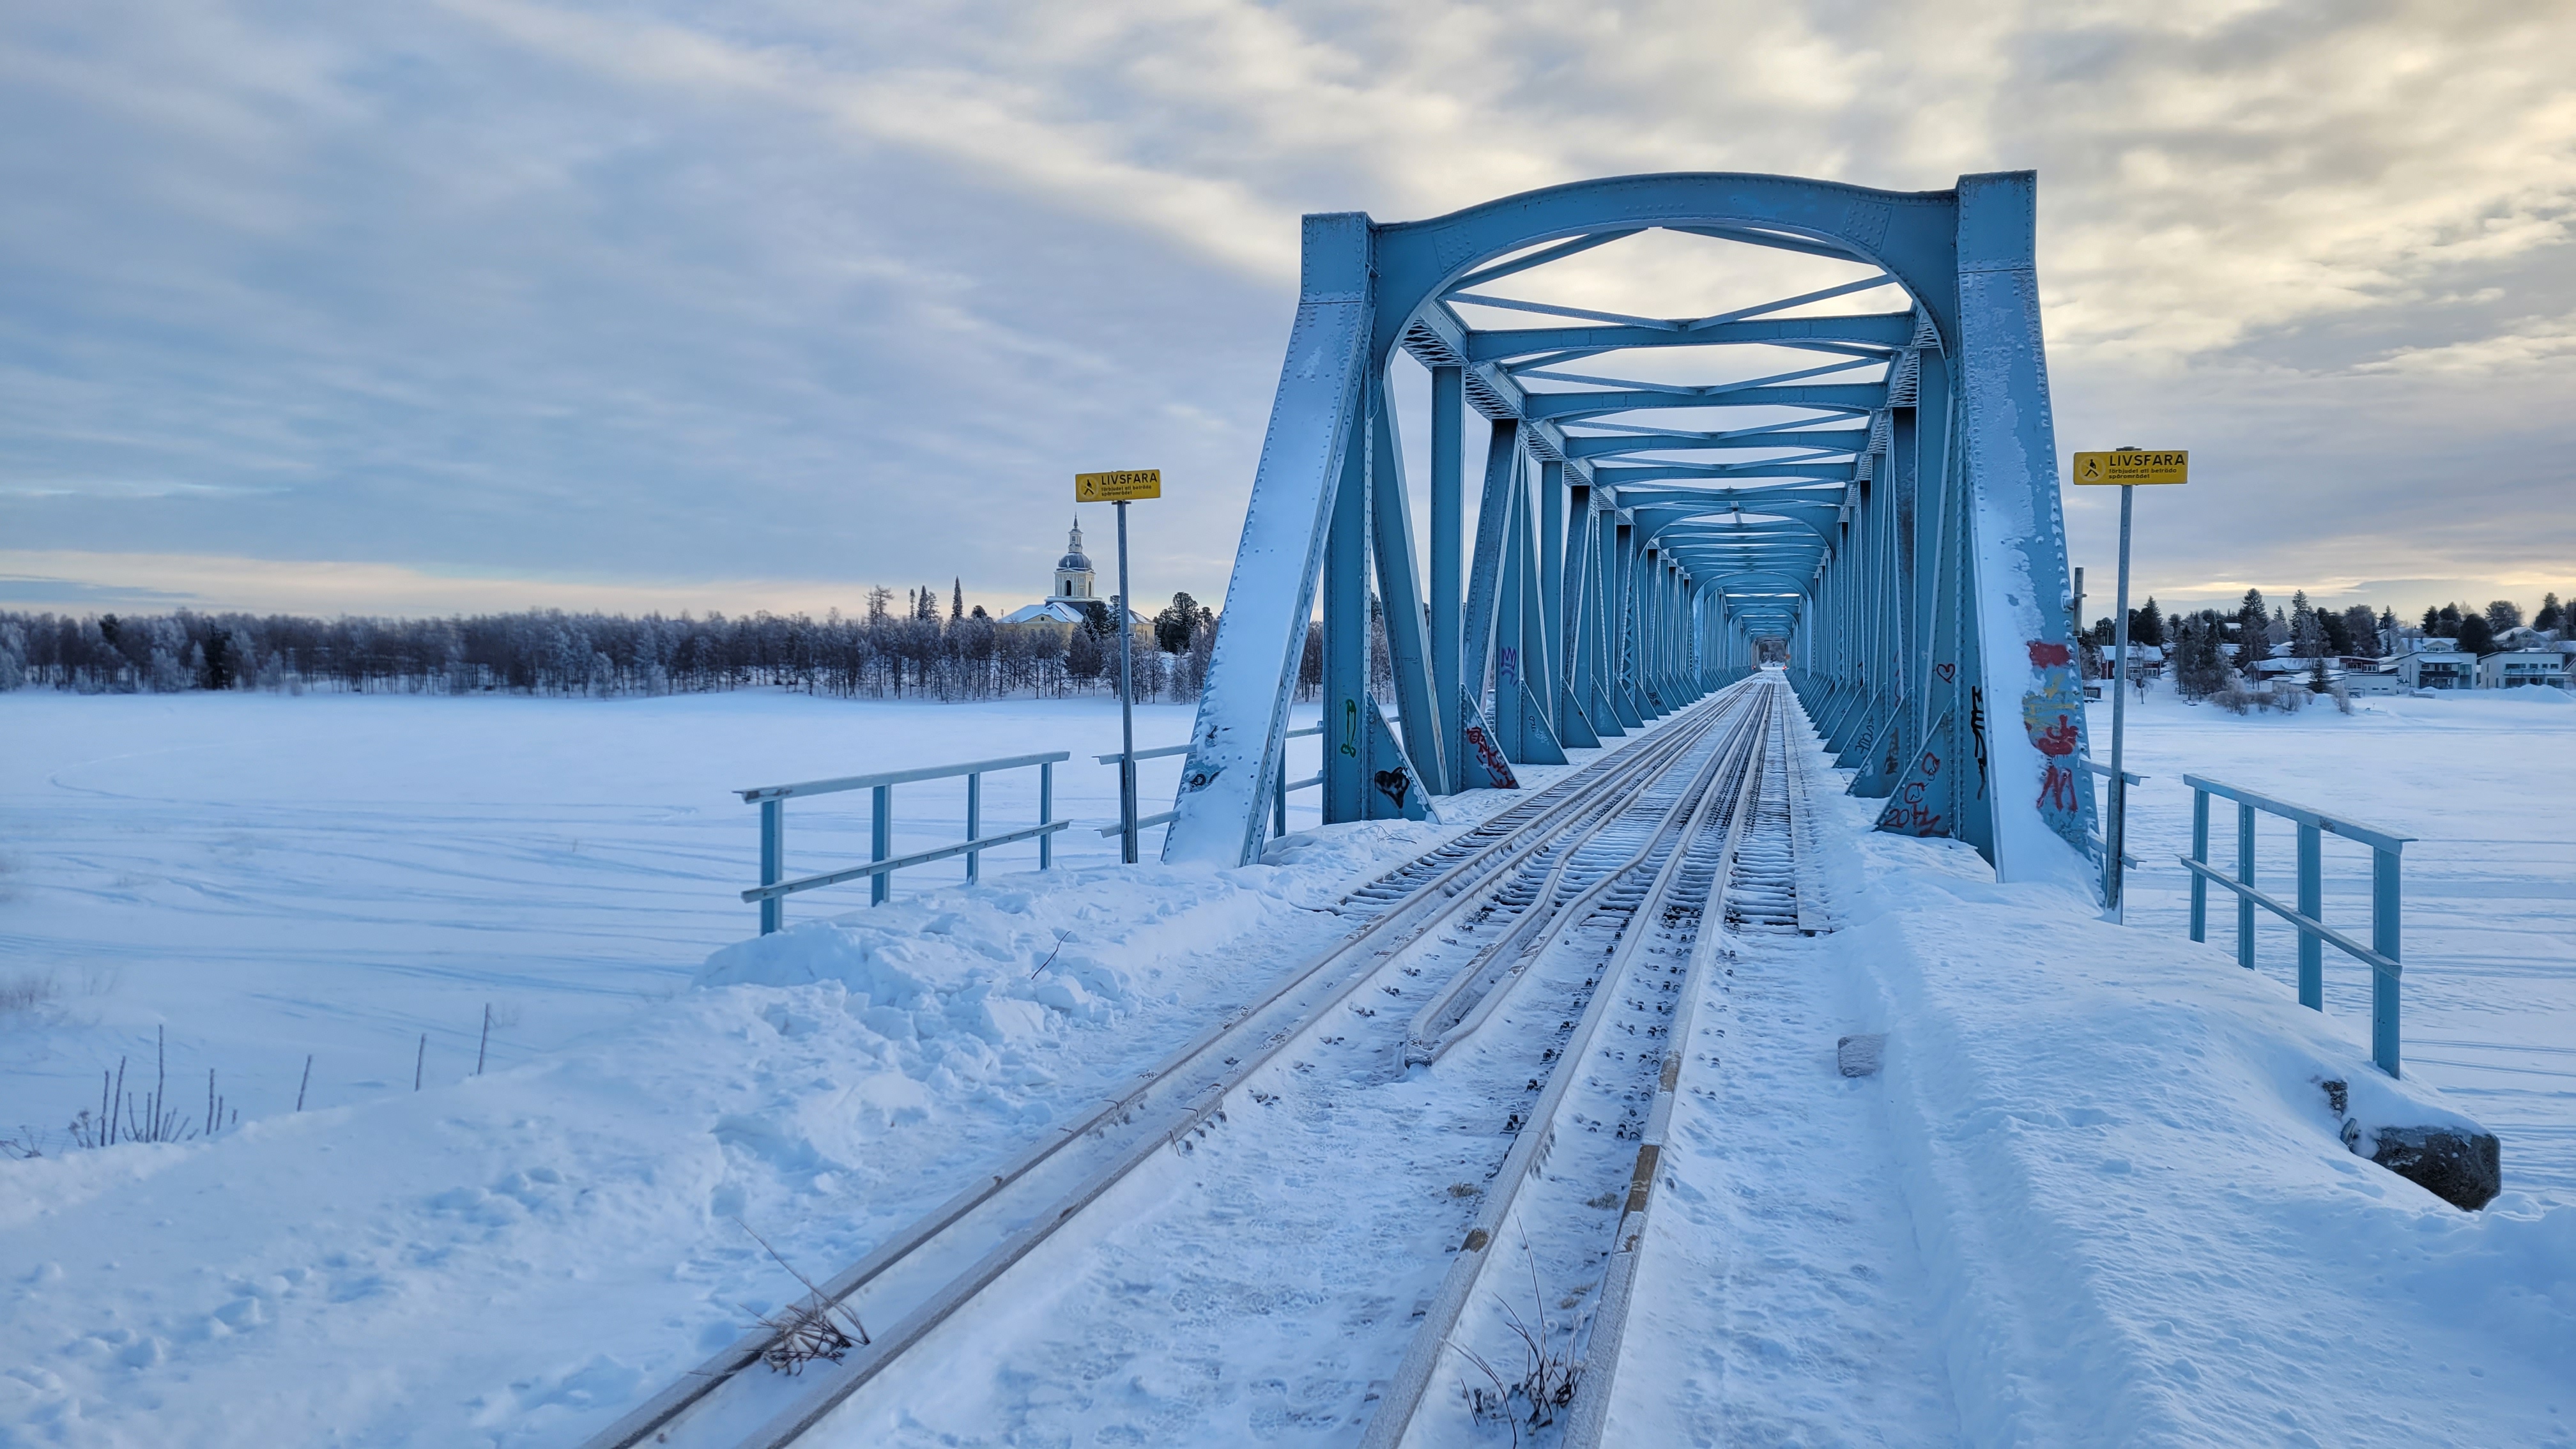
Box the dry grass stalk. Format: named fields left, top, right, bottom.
left=1454, top=1241, right=1583, bottom=1438
left=734, top=1218, right=870, bottom=1374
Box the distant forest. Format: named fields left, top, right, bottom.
left=0, top=583, right=1254, bottom=703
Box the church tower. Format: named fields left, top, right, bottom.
left=1050, top=516, right=1094, bottom=602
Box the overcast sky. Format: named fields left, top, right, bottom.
left=4, top=0, right=2571, bottom=624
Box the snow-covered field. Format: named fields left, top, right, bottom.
left=0, top=690, right=1308, bottom=1147
left=0, top=689, right=1548, bottom=1445
left=1, top=684, right=2570, bottom=1445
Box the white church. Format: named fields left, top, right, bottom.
left=999, top=516, right=1143, bottom=627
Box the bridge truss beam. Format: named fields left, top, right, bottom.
left=1166, top=172, right=2099, bottom=890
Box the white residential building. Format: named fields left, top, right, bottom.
left=2393, top=648, right=2477, bottom=690
left=2478, top=650, right=2572, bottom=690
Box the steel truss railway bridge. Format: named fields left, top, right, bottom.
left=586, top=169, right=2115, bottom=1449
left=1166, top=169, right=2102, bottom=885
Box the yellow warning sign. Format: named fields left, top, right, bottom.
left=2071, top=450, right=2187, bottom=486
left=1075, top=469, right=1162, bottom=502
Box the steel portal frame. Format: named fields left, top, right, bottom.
left=1164, top=171, right=2098, bottom=886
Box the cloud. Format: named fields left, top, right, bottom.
left=0, top=574, right=201, bottom=607
left=2354, top=310, right=2576, bottom=374
left=0, top=550, right=997, bottom=618
left=1, top=0, right=2570, bottom=620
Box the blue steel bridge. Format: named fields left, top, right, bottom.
left=595, top=178, right=2506, bottom=1449
left=1164, top=171, right=2102, bottom=885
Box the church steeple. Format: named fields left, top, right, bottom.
left=1052, top=512, right=1096, bottom=602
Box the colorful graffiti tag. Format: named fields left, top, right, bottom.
left=1460, top=723, right=1519, bottom=790
left=2020, top=640, right=2089, bottom=849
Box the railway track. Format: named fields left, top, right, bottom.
left=585, top=678, right=1782, bottom=1449
left=1359, top=674, right=1800, bottom=1449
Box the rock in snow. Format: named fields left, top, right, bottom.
left=2325, top=1077, right=2504, bottom=1211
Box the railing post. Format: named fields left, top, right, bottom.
left=965, top=772, right=981, bottom=884
left=871, top=783, right=893, bottom=905
left=2373, top=845, right=2403, bottom=1078
left=1039, top=762, right=1054, bottom=871
left=758, top=797, right=784, bottom=935
left=1273, top=751, right=1288, bottom=841
left=2188, top=786, right=2209, bottom=944
left=2296, top=822, right=2323, bottom=1009
left=2235, top=801, right=2257, bottom=969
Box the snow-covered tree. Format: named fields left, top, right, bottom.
left=2235, top=590, right=2269, bottom=673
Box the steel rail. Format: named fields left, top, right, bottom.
left=1410, top=700, right=1762, bottom=1065
left=1332, top=700, right=1719, bottom=910
left=1559, top=676, right=1788, bottom=1446
left=1355, top=684, right=1774, bottom=1449
left=1398, top=719, right=1733, bottom=1060
left=724, top=689, right=1755, bottom=1449
left=583, top=684, right=1756, bottom=1449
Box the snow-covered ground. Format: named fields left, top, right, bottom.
left=0, top=689, right=1301, bottom=1148
left=1608, top=691, right=2573, bottom=1447
left=0, top=688, right=1547, bottom=1445
left=1, top=684, right=2570, bottom=1446
left=2095, top=684, right=2576, bottom=1199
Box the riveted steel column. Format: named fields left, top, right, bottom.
left=1538, top=461, right=1564, bottom=696
left=1460, top=418, right=1521, bottom=770
left=1370, top=382, right=1446, bottom=792
left=1164, top=210, right=1370, bottom=866
left=1322, top=416, right=1370, bottom=823
left=1430, top=365, right=1464, bottom=793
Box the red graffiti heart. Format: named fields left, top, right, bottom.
left=1933, top=663, right=1956, bottom=683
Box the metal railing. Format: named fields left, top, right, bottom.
left=2179, top=773, right=2412, bottom=1077
left=2087, top=759, right=2144, bottom=871
left=739, top=752, right=1070, bottom=933
left=1095, top=724, right=1322, bottom=840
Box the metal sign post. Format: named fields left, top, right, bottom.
left=2072, top=448, right=2188, bottom=919
left=1077, top=469, right=1163, bottom=865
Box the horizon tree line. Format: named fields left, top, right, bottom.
left=0, top=583, right=1226, bottom=704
